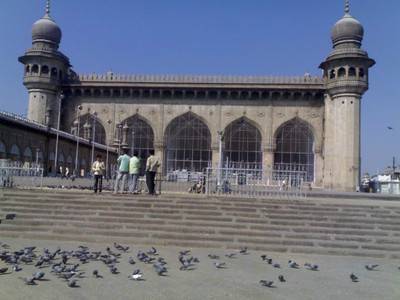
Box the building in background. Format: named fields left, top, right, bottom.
left=15, top=1, right=375, bottom=191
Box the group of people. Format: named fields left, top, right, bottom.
left=91, top=149, right=161, bottom=195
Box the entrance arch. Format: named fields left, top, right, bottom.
left=274, top=118, right=315, bottom=182
left=164, top=112, right=212, bottom=174
left=223, top=118, right=262, bottom=169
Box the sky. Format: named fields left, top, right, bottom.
left=0, top=0, right=399, bottom=174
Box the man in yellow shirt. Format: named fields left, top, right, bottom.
left=92, top=154, right=105, bottom=193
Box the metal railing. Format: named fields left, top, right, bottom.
left=0, top=166, right=44, bottom=188
left=205, top=167, right=308, bottom=199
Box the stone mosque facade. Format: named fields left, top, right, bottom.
left=18, top=1, right=375, bottom=191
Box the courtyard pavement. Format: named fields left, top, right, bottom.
left=0, top=237, right=399, bottom=300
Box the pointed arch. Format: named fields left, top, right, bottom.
left=72, top=113, right=106, bottom=144
left=164, top=112, right=212, bottom=174
left=23, top=147, right=33, bottom=162
left=121, top=114, right=155, bottom=174
left=223, top=117, right=263, bottom=169
left=273, top=117, right=315, bottom=182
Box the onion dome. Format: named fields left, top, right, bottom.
left=31, top=1, right=62, bottom=45
left=331, top=0, right=364, bottom=46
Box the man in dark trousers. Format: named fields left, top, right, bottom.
left=145, top=149, right=160, bottom=195
left=92, top=154, right=105, bottom=193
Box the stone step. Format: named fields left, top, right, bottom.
left=2, top=189, right=400, bottom=259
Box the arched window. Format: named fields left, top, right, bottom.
left=41, top=65, right=49, bottom=75
left=49, top=152, right=55, bottom=161
left=67, top=155, right=73, bottom=168
left=348, top=67, right=356, bottom=77
left=165, top=112, right=212, bottom=174
left=274, top=118, right=315, bottom=182
left=23, top=147, right=33, bottom=162
left=9, top=144, right=21, bottom=161
left=329, top=69, right=336, bottom=79
left=74, top=89, right=82, bottom=97
left=25, top=65, right=30, bottom=74
left=359, top=68, right=365, bottom=78
left=51, top=68, right=58, bottom=78
left=59, top=70, right=63, bottom=80
left=0, top=141, right=6, bottom=158
left=84, top=89, right=91, bottom=97
left=74, top=114, right=106, bottom=144
left=32, top=65, right=39, bottom=74
left=223, top=118, right=262, bottom=169
left=338, top=67, right=346, bottom=78
left=122, top=115, right=154, bottom=175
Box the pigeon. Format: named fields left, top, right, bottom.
left=153, top=263, right=167, bottom=276
left=278, top=275, right=286, bottom=283
left=92, top=270, right=102, bottom=278
left=67, top=279, right=78, bottom=288
left=109, top=265, right=119, bottom=274
left=0, top=267, right=8, bottom=274
left=350, top=273, right=359, bottom=282
left=214, top=262, right=226, bottom=269
left=261, top=255, right=268, bottom=261
left=33, top=271, right=45, bottom=280
left=388, top=126, right=394, bottom=130
left=129, top=269, right=143, bottom=281
left=13, top=264, right=22, bottom=272
left=114, top=243, right=129, bottom=252
left=273, top=263, right=281, bottom=269
left=267, top=258, right=273, bottom=265
left=5, top=214, right=16, bottom=220
left=208, top=254, right=220, bottom=260
left=61, top=255, right=69, bottom=265
left=147, top=247, right=158, bottom=256
left=304, top=263, right=319, bottom=271
left=288, top=260, right=299, bottom=269
left=259, top=280, right=274, bottom=287
left=157, top=257, right=167, bottom=265
left=20, top=276, right=37, bottom=285
left=179, top=250, right=191, bottom=256
left=365, top=264, right=379, bottom=271
left=225, top=253, right=236, bottom=259
left=128, top=257, right=136, bottom=265
left=239, top=247, right=248, bottom=255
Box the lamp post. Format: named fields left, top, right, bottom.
left=106, top=119, right=112, bottom=180
left=217, top=130, right=224, bottom=188
left=54, top=91, right=64, bottom=175
left=74, top=105, right=83, bottom=176
left=90, top=111, right=97, bottom=166
left=117, top=124, right=123, bottom=155
left=131, top=128, right=135, bottom=156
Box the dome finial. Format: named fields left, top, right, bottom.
left=345, top=0, right=350, bottom=14
left=45, top=0, right=51, bottom=16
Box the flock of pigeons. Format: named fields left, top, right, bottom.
left=0, top=241, right=384, bottom=289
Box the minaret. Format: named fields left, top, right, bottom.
left=18, top=0, right=70, bottom=127
left=320, top=0, right=375, bottom=191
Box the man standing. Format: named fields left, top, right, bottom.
left=92, top=154, right=105, bottom=193
left=129, top=151, right=141, bottom=194
left=113, top=148, right=130, bottom=194
left=145, top=149, right=160, bottom=195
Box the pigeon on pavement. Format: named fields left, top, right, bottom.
left=0, top=267, right=9, bottom=274
left=128, top=257, right=136, bottom=265
left=304, top=263, right=319, bottom=271
left=288, top=260, right=299, bottom=269
left=208, top=254, right=220, bottom=260
left=153, top=263, right=167, bottom=276
left=129, top=269, right=143, bottom=281
left=20, top=276, right=37, bottom=285
left=92, top=270, right=102, bottom=278
left=350, top=273, right=359, bottom=282
left=225, top=253, right=236, bottom=259
left=67, top=279, right=78, bottom=288
left=214, top=262, right=226, bottom=269
left=278, top=275, right=286, bottom=282
left=365, top=264, right=379, bottom=271
left=259, top=280, right=274, bottom=287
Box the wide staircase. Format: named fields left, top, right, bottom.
left=0, top=189, right=400, bottom=259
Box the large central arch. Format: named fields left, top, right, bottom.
left=223, top=117, right=262, bottom=169
left=164, top=112, right=212, bottom=174
left=71, top=113, right=106, bottom=145
left=274, top=118, right=315, bottom=182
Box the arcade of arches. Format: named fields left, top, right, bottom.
left=80, top=112, right=316, bottom=182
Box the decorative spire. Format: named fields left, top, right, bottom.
left=45, top=0, right=50, bottom=17
left=344, top=0, right=350, bottom=14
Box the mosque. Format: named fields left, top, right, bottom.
left=13, top=0, right=375, bottom=191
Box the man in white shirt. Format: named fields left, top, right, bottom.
left=145, top=149, right=160, bottom=195
left=92, top=154, right=105, bottom=193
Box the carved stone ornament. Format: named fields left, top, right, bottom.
left=276, top=112, right=285, bottom=118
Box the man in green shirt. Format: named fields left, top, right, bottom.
left=113, top=148, right=130, bottom=194
left=129, top=151, right=141, bottom=194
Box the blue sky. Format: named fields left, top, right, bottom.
left=0, top=0, right=399, bottom=174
